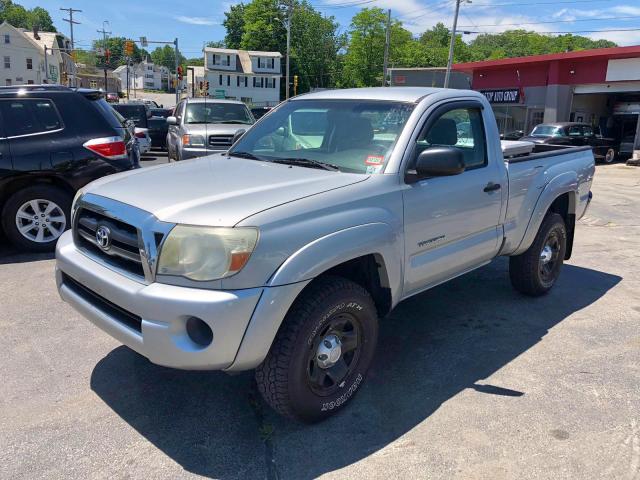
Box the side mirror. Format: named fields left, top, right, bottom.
left=274, top=126, right=286, bottom=137
left=412, top=147, right=465, bottom=180
left=166, top=116, right=177, bottom=125
left=232, top=129, right=246, bottom=145
left=160, top=104, right=164, bottom=108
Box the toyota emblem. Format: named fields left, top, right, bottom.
left=95, top=225, right=112, bottom=251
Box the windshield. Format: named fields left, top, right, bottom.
left=530, top=125, right=562, bottom=137
left=185, top=102, right=253, bottom=125
left=229, top=99, right=415, bottom=174
left=113, top=105, right=147, bottom=127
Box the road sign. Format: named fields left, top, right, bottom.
left=140, top=36, right=148, bottom=48
left=95, top=47, right=105, bottom=56
left=214, top=89, right=225, bottom=99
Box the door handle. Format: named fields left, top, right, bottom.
left=483, top=182, right=501, bottom=193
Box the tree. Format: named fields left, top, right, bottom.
left=341, top=8, right=412, bottom=87
left=0, top=0, right=56, bottom=31
left=223, top=3, right=245, bottom=49
left=185, top=57, right=204, bottom=66
left=150, top=44, right=186, bottom=73
left=92, top=37, right=145, bottom=70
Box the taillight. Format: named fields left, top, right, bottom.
left=135, top=131, right=146, bottom=138
left=83, top=136, right=127, bottom=160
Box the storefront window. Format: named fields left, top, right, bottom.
left=492, top=105, right=527, bottom=137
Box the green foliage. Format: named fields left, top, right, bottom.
left=185, top=57, right=204, bottom=66
left=92, top=37, right=145, bottom=70
left=223, top=3, right=245, bottom=49
left=0, top=0, right=56, bottom=31
left=150, top=44, right=186, bottom=73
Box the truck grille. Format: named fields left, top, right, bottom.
left=74, top=208, right=145, bottom=278
left=209, top=134, right=234, bottom=149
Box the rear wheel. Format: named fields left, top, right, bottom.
left=509, top=212, right=567, bottom=296
left=256, top=276, right=378, bottom=422
left=2, top=185, right=71, bottom=252
left=603, top=148, right=616, bottom=164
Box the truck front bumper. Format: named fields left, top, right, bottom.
left=180, top=147, right=225, bottom=160
left=55, top=231, right=307, bottom=371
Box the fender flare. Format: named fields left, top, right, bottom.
left=513, top=171, right=578, bottom=256
left=267, top=222, right=402, bottom=300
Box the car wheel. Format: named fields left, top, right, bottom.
left=255, top=276, right=378, bottom=422
left=2, top=185, right=71, bottom=252
left=604, top=148, right=616, bottom=164
left=509, top=212, right=567, bottom=296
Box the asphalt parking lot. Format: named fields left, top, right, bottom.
left=1, top=160, right=639, bottom=479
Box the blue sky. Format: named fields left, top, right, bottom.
left=18, top=0, right=640, bottom=56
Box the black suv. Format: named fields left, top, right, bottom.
left=0, top=85, right=139, bottom=252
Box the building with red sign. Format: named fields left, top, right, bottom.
left=453, top=46, right=640, bottom=159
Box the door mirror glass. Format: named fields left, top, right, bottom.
left=166, top=116, right=177, bottom=125
left=414, top=147, right=465, bottom=178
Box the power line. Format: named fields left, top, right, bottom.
left=459, top=15, right=640, bottom=28
left=466, top=27, right=640, bottom=35
left=469, top=0, right=616, bottom=5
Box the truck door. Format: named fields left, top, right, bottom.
left=402, top=101, right=504, bottom=297
left=0, top=107, right=11, bottom=172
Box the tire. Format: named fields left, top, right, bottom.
left=256, top=276, right=379, bottom=423
left=509, top=212, right=567, bottom=296
left=603, top=148, right=616, bottom=164
left=1, top=185, right=72, bottom=252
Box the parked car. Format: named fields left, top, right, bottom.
left=105, top=92, right=119, bottom=104
left=520, top=122, right=618, bottom=163
left=112, top=103, right=152, bottom=154
left=0, top=85, right=138, bottom=251
left=500, top=129, right=524, bottom=140
left=147, top=108, right=173, bottom=150
left=56, top=87, right=595, bottom=422
left=166, top=98, right=255, bottom=160
left=251, top=106, right=272, bottom=120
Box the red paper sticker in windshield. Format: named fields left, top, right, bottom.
left=365, top=155, right=385, bottom=165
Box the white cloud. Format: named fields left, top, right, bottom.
left=175, top=16, right=217, bottom=26
left=610, top=5, right=640, bottom=16
left=587, top=29, right=640, bottom=46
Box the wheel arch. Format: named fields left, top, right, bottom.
left=0, top=175, right=75, bottom=216
left=512, top=172, right=578, bottom=258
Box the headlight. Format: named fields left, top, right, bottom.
left=157, top=226, right=258, bottom=281
left=182, top=134, right=205, bottom=147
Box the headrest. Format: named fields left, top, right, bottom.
left=427, top=118, right=458, bottom=146
left=334, top=116, right=373, bottom=151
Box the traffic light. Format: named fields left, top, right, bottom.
left=204, top=81, right=209, bottom=91
left=124, top=40, right=134, bottom=56
left=177, top=65, right=183, bottom=81
left=293, top=75, right=298, bottom=95
left=198, top=81, right=203, bottom=91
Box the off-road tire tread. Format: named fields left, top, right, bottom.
left=255, top=275, right=374, bottom=420
left=509, top=212, right=565, bottom=296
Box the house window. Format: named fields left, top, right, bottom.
left=27, top=80, right=34, bottom=84
left=241, top=97, right=252, bottom=103
left=253, top=77, right=256, bottom=87
left=89, top=80, right=97, bottom=89
left=26, top=58, right=33, bottom=70
left=5, top=79, right=11, bottom=86
left=237, top=76, right=240, bottom=87
left=271, top=58, right=275, bottom=69
left=219, top=74, right=222, bottom=85
left=245, top=77, right=248, bottom=87
left=227, top=75, right=230, bottom=86
left=227, top=55, right=231, bottom=66
left=4, top=56, right=10, bottom=69
left=4, top=34, right=9, bottom=44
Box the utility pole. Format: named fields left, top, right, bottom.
left=97, top=21, right=111, bottom=92
left=174, top=37, right=179, bottom=104
left=43, top=45, right=49, bottom=83
left=382, top=9, right=391, bottom=87
left=285, top=0, right=292, bottom=99
left=60, top=7, right=81, bottom=86
left=444, top=0, right=461, bottom=89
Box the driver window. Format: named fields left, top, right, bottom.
left=415, top=107, right=487, bottom=170
left=583, top=125, right=594, bottom=136
left=568, top=126, right=582, bottom=136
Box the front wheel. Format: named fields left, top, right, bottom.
left=603, top=148, right=616, bottom=164
left=256, top=276, right=378, bottom=422
left=509, top=212, right=567, bottom=296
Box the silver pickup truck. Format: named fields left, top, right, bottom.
left=55, top=87, right=594, bottom=422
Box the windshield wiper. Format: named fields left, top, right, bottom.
left=228, top=151, right=264, bottom=161
left=272, top=157, right=340, bottom=172
left=217, top=120, right=251, bottom=124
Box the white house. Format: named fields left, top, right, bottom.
left=113, top=58, right=172, bottom=93
left=203, top=47, right=281, bottom=106
left=0, top=22, right=76, bottom=86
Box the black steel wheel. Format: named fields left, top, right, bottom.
left=510, top=212, right=567, bottom=296
left=256, top=276, right=378, bottom=422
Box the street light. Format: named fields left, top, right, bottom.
left=274, top=1, right=292, bottom=99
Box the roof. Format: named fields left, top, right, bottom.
left=183, top=98, right=245, bottom=105
left=204, top=47, right=282, bottom=57
left=22, top=29, right=58, bottom=51
left=454, top=45, right=640, bottom=71
left=296, top=87, right=444, bottom=102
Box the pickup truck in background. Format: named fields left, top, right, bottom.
left=55, top=87, right=594, bottom=422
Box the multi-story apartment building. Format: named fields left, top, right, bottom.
left=113, top=58, right=172, bottom=93
left=0, top=21, right=76, bottom=86
left=203, top=47, right=281, bottom=106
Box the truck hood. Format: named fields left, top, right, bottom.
left=83, top=154, right=369, bottom=226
